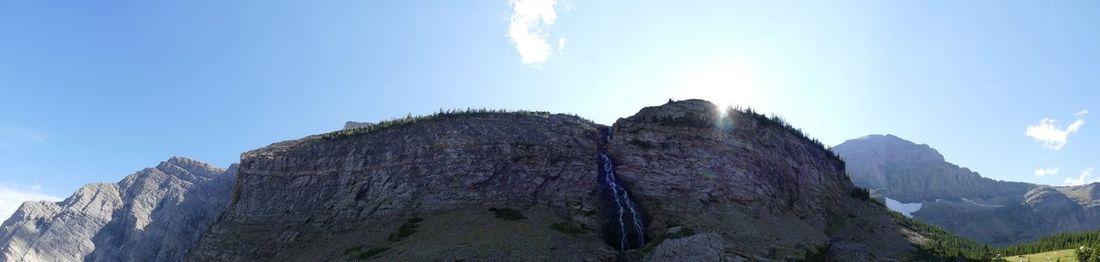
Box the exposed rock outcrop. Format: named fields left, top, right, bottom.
left=835, top=134, right=1100, bottom=246
left=0, top=157, right=235, bottom=262
left=610, top=100, right=915, bottom=259
left=343, top=121, right=373, bottom=129
left=649, top=233, right=725, bottom=261
left=191, top=113, right=615, bottom=261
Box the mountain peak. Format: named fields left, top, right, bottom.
left=836, top=134, right=945, bottom=163
left=0, top=158, right=234, bottom=262
left=623, top=99, right=720, bottom=127
left=155, top=157, right=224, bottom=180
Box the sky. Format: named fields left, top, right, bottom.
left=1, top=0, right=1099, bottom=218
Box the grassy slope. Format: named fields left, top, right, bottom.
left=1002, top=249, right=1075, bottom=262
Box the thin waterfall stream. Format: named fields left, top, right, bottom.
left=598, top=127, right=646, bottom=252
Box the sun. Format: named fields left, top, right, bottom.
left=673, top=63, right=759, bottom=110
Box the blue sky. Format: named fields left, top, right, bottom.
left=1, top=0, right=1098, bottom=217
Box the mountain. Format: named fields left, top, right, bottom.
left=0, top=157, right=235, bottom=262
left=1, top=101, right=981, bottom=261
left=190, top=100, right=923, bottom=261
left=834, top=134, right=1100, bottom=246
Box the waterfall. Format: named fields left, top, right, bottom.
left=598, top=127, right=645, bottom=251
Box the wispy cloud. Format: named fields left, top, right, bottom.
left=1034, top=167, right=1059, bottom=177
left=1077, top=109, right=1090, bottom=116
left=0, top=184, right=62, bottom=220
left=507, top=0, right=565, bottom=66
left=1065, top=168, right=1097, bottom=186
left=557, top=36, right=566, bottom=55
left=0, top=127, right=51, bottom=147
left=1026, top=117, right=1084, bottom=150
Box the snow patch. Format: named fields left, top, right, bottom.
left=885, top=197, right=923, bottom=218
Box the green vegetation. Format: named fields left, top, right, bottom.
left=628, top=139, right=656, bottom=149
left=1077, top=246, right=1100, bottom=262
left=998, top=228, right=1100, bottom=259
left=317, top=108, right=593, bottom=140
left=849, top=187, right=871, bottom=201
left=803, top=244, right=831, bottom=261
left=343, top=245, right=364, bottom=255
left=343, top=245, right=390, bottom=260
left=387, top=217, right=423, bottom=242
left=998, top=249, right=1074, bottom=262
left=488, top=207, right=527, bottom=220
left=550, top=222, right=587, bottom=236
left=639, top=225, right=697, bottom=255
left=886, top=210, right=993, bottom=261
left=881, top=211, right=1100, bottom=261
left=665, top=226, right=696, bottom=240
left=727, top=106, right=844, bottom=163
left=695, top=171, right=716, bottom=179
left=355, top=247, right=390, bottom=260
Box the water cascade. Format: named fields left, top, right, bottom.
left=597, top=127, right=646, bottom=251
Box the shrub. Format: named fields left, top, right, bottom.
left=696, top=171, right=716, bottom=179
left=803, top=244, right=831, bottom=261
left=665, top=227, right=696, bottom=240
left=628, top=139, right=656, bottom=149
left=343, top=245, right=364, bottom=255
left=316, top=108, right=595, bottom=140
left=387, top=217, right=422, bottom=242
left=550, top=222, right=587, bottom=236
left=344, top=245, right=389, bottom=260
left=727, top=106, right=842, bottom=165
left=355, top=247, right=389, bottom=260
left=849, top=187, right=871, bottom=201
left=488, top=207, right=527, bottom=220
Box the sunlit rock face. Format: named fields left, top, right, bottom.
left=610, top=100, right=915, bottom=260
left=836, top=134, right=1100, bottom=246
left=0, top=157, right=234, bottom=262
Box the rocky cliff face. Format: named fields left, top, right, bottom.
left=191, top=100, right=921, bottom=261
left=192, top=113, right=615, bottom=261
left=0, top=157, right=234, bottom=262
left=608, top=101, right=916, bottom=259
left=834, top=134, right=1100, bottom=246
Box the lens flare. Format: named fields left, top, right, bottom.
left=675, top=63, right=758, bottom=110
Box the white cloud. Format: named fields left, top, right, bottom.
left=1065, top=168, right=1097, bottom=186
left=1077, top=109, right=1089, bottom=116
left=507, top=0, right=561, bottom=65
left=1026, top=118, right=1084, bottom=150
left=1034, top=167, right=1059, bottom=177
left=557, top=36, right=566, bottom=55
left=0, top=184, right=62, bottom=221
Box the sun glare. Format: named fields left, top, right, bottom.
left=674, top=63, right=759, bottom=110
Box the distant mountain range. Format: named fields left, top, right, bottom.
left=834, top=134, right=1100, bottom=246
